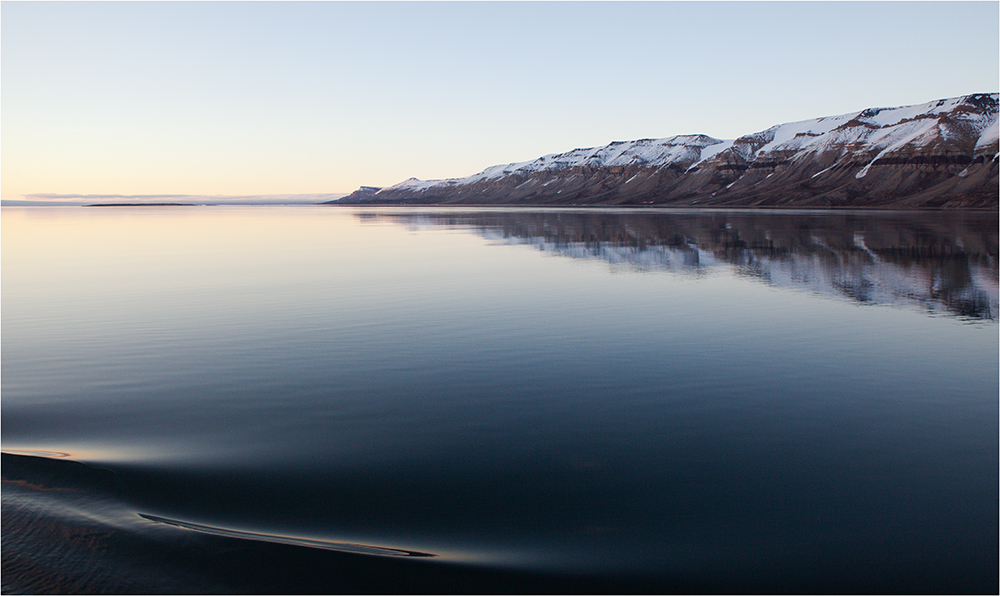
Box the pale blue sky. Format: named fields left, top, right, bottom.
left=3, top=1, right=998, bottom=201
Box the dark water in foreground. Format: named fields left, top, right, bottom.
left=2, top=206, right=997, bottom=593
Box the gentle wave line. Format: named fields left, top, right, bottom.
left=138, top=513, right=436, bottom=557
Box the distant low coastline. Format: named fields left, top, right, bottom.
left=3, top=193, right=348, bottom=207
left=86, top=203, right=198, bottom=207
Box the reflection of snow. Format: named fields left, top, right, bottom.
left=726, top=250, right=995, bottom=320
left=852, top=232, right=879, bottom=263
left=372, top=211, right=998, bottom=321
left=482, top=232, right=711, bottom=274
left=478, top=230, right=997, bottom=320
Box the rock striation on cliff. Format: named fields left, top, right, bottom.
left=332, top=94, right=999, bottom=209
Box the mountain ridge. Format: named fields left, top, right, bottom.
left=332, top=94, right=999, bottom=209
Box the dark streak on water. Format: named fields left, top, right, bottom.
left=2, top=207, right=997, bottom=593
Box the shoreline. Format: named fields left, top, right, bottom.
left=324, top=201, right=1000, bottom=212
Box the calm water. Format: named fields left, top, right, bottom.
left=2, top=206, right=997, bottom=593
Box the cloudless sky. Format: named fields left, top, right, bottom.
left=3, top=1, right=998, bottom=202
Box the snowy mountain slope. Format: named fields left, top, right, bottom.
left=371, top=134, right=724, bottom=198
left=334, top=94, right=998, bottom=209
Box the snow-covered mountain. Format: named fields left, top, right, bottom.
left=333, top=94, right=998, bottom=209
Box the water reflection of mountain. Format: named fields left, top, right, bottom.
left=359, top=209, right=999, bottom=320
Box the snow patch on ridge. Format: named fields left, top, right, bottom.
left=976, top=119, right=999, bottom=150
left=382, top=135, right=727, bottom=194
left=689, top=139, right=735, bottom=170
left=749, top=94, right=998, bottom=160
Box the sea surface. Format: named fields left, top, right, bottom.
left=2, top=206, right=997, bottom=593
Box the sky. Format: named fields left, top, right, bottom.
left=2, top=1, right=998, bottom=204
